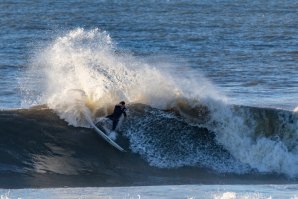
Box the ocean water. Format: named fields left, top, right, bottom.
left=1, top=0, right=297, bottom=110
left=1, top=185, right=298, bottom=199
left=0, top=0, right=298, bottom=198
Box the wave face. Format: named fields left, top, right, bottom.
left=122, top=103, right=298, bottom=177
left=122, top=104, right=249, bottom=173
left=0, top=104, right=297, bottom=183
left=16, top=29, right=298, bottom=181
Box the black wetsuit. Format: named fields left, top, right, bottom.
left=107, top=104, right=127, bottom=130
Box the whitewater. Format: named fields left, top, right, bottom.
left=16, top=28, right=298, bottom=178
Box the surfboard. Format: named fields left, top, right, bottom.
left=82, top=107, right=125, bottom=152
left=89, top=121, right=126, bottom=152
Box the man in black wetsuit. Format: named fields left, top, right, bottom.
left=107, top=101, right=127, bottom=131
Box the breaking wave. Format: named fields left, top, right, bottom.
left=16, top=28, right=298, bottom=179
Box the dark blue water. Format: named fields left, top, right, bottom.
left=0, top=0, right=297, bottom=109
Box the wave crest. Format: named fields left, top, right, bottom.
left=21, top=28, right=223, bottom=127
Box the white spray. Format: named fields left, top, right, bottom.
left=21, top=28, right=221, bottom=126
left=21, top=28, right=298, bottom=177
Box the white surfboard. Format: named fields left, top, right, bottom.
left=82, top=107, right=125, bottom=152
left=89, top=121, right=126, bottom=152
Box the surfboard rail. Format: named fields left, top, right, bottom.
left=89, top=121, right=126, bottom=152
left=82, top=107, right=125, bottom=152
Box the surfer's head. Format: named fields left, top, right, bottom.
left=119, top=101, right=125, bottom=106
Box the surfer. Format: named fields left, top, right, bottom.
left=107, top=101, right=127, bottom=131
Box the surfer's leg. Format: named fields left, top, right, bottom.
left=112, top=119, right=119, bottom=130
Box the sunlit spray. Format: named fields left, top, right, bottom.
left=21, top=28, right=222, bottom=126
left=20, top=28, right=298, bottom=177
